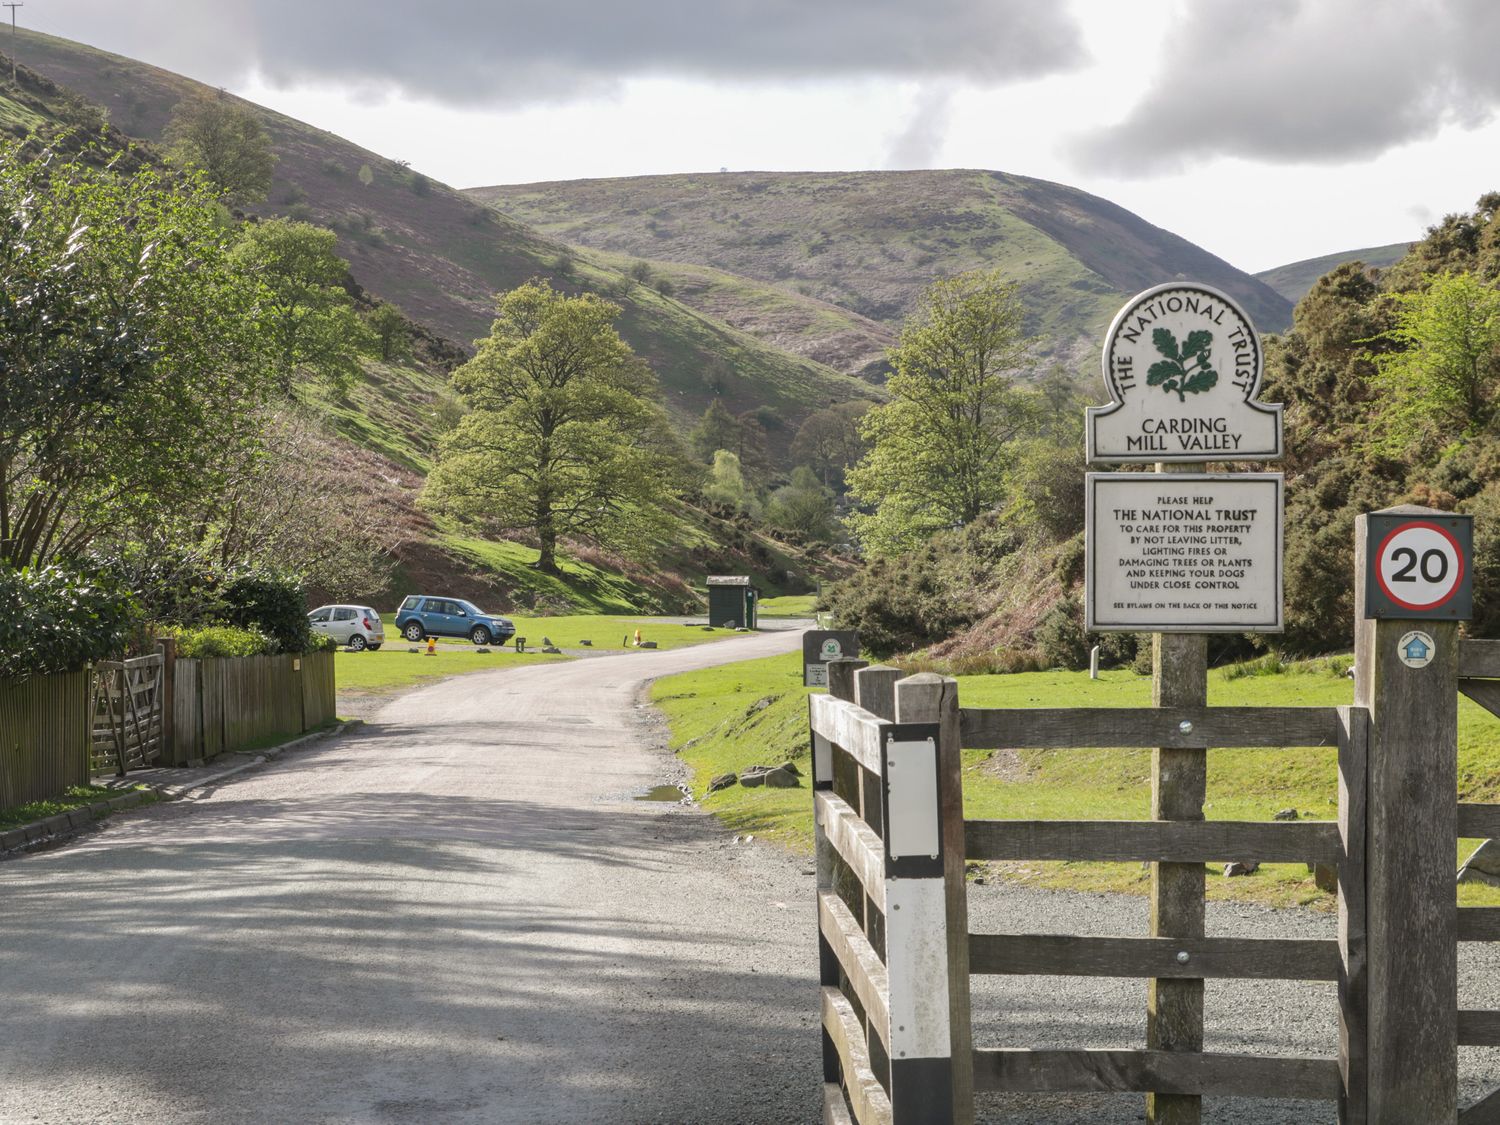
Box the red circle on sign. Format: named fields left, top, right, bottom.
left=1375, top=520, right=1465, bottom=610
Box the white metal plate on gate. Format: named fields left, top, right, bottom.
left=883, top=879, right=952, bottom=1058
left=886, top=738, right=940, bottom=859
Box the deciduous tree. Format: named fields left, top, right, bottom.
left=846, top=271, right=1039, bottom=556
left=162, top=91, right=276, bottom=204
left=424, top=280, right=681, bottom=573
left=231, top=218, right=372, bottom=395
left=0, top=142, right=272, bottom=567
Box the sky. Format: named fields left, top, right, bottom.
left=20, top=0, right=1500, bottom=273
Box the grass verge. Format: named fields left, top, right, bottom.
left=0, top=784, right=155, bottom=831
left=652, top=652, right=1500, bottom=910
left=507, top=615, right=746, bottom=652
left=757, top=594, right=818, bottom=618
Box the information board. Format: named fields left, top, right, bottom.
left=803, top=630, right=860, bottom=687
left=1363, top=512, right=1473, bottom=620
left=1086, top=473, right=1283, bottom=633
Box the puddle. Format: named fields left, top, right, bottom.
left=635, top=784, right=692, bottom=803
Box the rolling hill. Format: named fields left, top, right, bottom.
left=9, top=28, right=877, bottom=453
left=468, top=170, right=1295, bottom=372
left=1255, top=241, right=1413, bottom=304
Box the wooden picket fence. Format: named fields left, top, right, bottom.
left=170, top=650, right=335, bottom=764
left=0, top=669, right=91, bottom=808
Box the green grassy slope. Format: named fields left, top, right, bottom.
left=1255, top=241, right=1413, bottom=304
left=468, top=169, right=1294, bottom=367
left=11, top=29, right=876, bottom=450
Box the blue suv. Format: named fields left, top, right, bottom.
left=395, top=595, right=516, bottom=646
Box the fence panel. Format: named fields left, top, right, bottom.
left=169, top=652, right=334, bottom=765
left=0, top=670, right=90, bottom=807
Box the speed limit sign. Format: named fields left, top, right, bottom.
left=1365, top=513, right=1473, bottom=620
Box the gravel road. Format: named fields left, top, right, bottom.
left=1, top=628, right=1496, bottom=1124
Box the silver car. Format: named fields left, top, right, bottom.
left=308, top=604, right=385, bottom=651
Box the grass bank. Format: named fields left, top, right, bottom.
left=0, top=784, right=155, bottom=831
left=652, top=653, right=1500, bottom=909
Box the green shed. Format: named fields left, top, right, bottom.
left=707, top=576, right=759, bottom=629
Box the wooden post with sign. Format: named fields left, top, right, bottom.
left=1146, top=465, right=1208, bottom=1125
left=1086, top=283, right=1286, bottom=1125
left=1354, top=508, right=1460, bottom=1122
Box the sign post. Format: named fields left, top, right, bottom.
left=1354, top=506, right=1470, bottom=1120
left=1085, top=283, right=1284, bottom=1125
left=803, top=630, right=860, bottom=688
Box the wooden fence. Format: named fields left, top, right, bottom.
left=171, top=650, right=335, bottom=765
left=812, top=659, right=1369, bottom=1125
left=0, top=669, right=91, bottom=808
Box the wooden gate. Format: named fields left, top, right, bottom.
left=90, top=653, right=164, bottom=776
left=812, top=662, right=1366, bottom=1124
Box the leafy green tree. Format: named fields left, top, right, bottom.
left=791, top=400, right=870, bottom=489
left=424, top=280, right=681, bottom=572
left=231, top=219, right=372, bottom=395
left=0, top=141, right=272, bottom=567
left=162, top=91, right=276, bottom=204
left=702, top=450, right=759, bottom=516
left=690, top=400, right=742, bottom=462
left=847, top=271, right=1039, bottom=556
left=766, top=466, right=837, bottom=541
left=1368, top=271, right=1500, bottom=450
left=365, top=302, right=412, bottom=363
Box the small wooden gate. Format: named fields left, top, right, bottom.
left=90, top=653, right=164, bottom=776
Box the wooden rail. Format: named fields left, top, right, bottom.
left=972, top=1049, right=1343, bottom=1100
left=1458, top=803, right=1500, bottom=838
left=969, top=934, right=1340, bottom=981
left=958, top=705, right=1340, bottom=750
left=965, top=819, right=1341, bottom=864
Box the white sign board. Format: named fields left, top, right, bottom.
left=1087, top=283, right=1283, bottom=463
left=1086, top=473, right=1283, bottom=633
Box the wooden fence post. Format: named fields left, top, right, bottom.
left=1354, top=509, right=1457, bottom=1122
left=157, top=636, right=177, bottom=764
left=895, top=672, right=973, bottom=1125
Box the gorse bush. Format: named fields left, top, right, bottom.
left=0, top=566, right=137, bottom=677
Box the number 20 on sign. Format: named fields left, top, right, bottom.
left=1364, top=513, right=1474, bottom=620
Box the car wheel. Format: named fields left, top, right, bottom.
left=368, top=644, right=382, bottom=651
left=348, top=634, right=368, bottom=652
left=403, top=621, right=425, bottom=642
left=470, top=625, right=492, bottom=646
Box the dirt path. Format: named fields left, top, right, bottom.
left=0, top=628, right=820, bottom=1125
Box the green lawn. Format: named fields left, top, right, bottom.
left=652, top=653, right=1500, bottom=909
left=507, top=615, right=748, bottom=651
left=757, top=594, right=818, bottom=618
left=335, top=646, right=567, bottom=695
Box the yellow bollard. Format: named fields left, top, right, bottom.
left=426, top=636, right=436, bottom=656
left=634, top=628, right=642, bottom=647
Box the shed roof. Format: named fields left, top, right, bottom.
left=706, top=575, right=752, bottom=586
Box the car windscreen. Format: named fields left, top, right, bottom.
left=457, top=601, right=484, bottom=616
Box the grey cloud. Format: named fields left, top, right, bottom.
left=886, top=86, right=956, bottom=169
left=33, top=1, right=1084, bottom=106
left=1070, top=0, right=1500, bottom=175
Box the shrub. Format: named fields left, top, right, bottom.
left=222, top=570, right=313, bottom=654
left=0, top=566, right=137, bottom=677
left=165, top=624, right=272, bottom=659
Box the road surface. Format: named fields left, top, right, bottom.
left=0, top=628, right=821, bottom=1125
